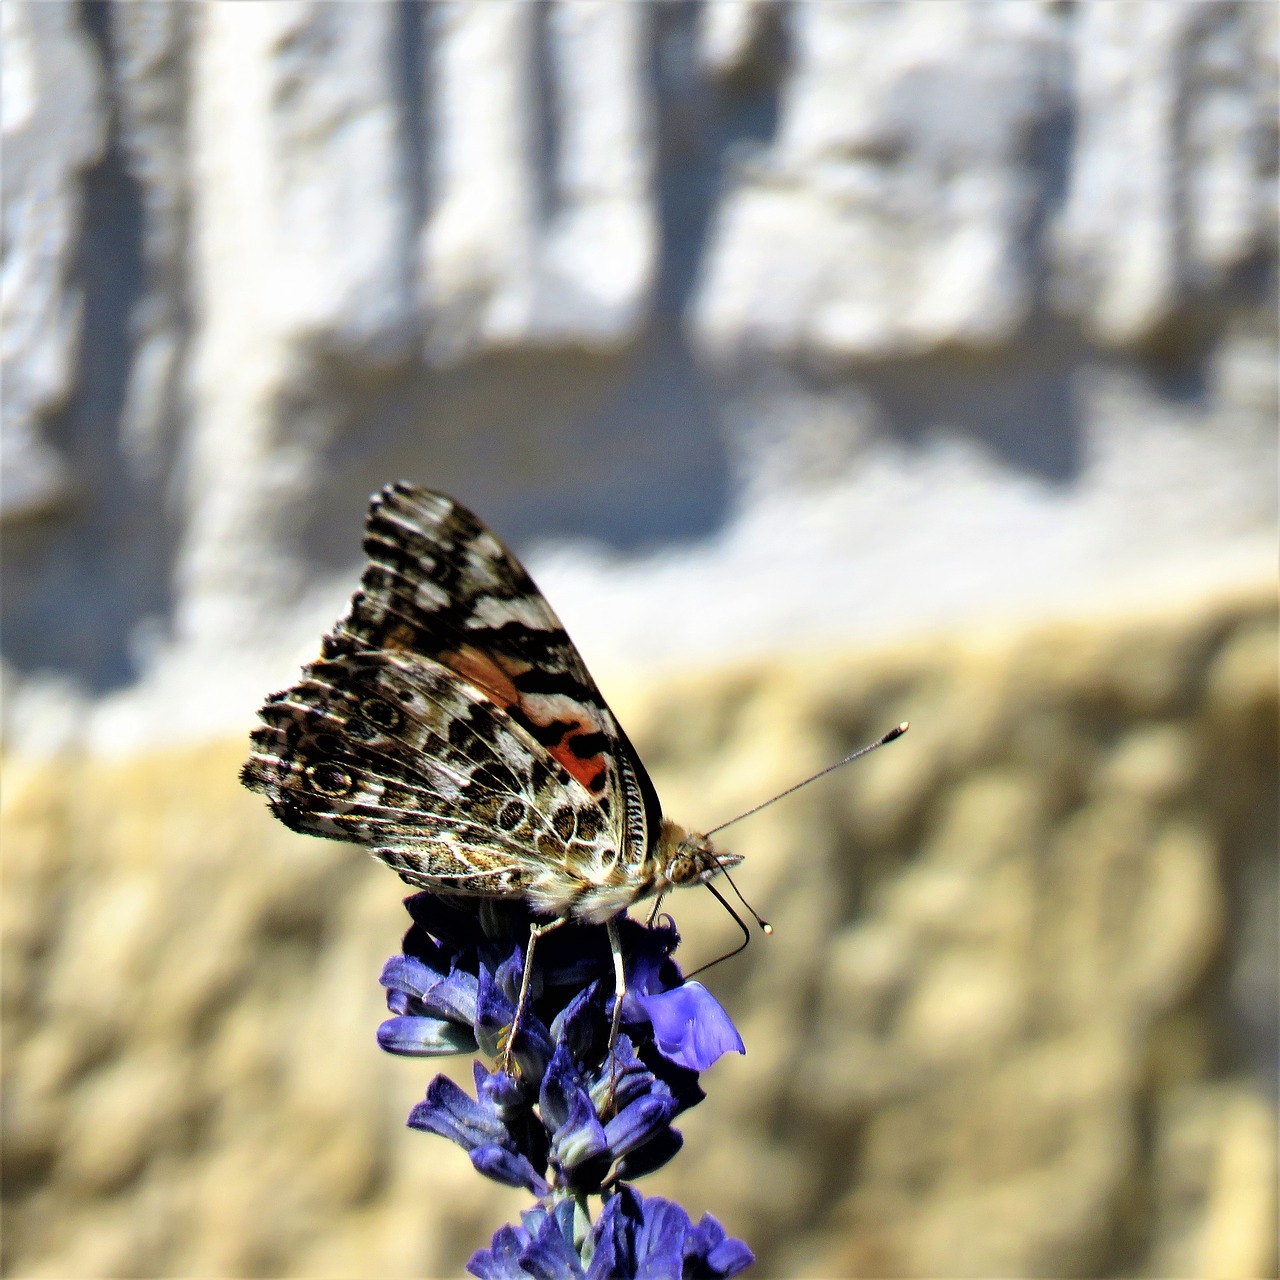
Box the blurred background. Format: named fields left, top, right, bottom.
left=2, top=3, right=1276, bottom=1276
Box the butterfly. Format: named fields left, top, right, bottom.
left=241, top=481, right=744, bottom=1065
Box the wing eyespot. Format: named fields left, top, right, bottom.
left=362, top=696, right=403, bottom=732
left=497, top=800, right=527, bottom=831
left=306, top=762, right=354, bottom=797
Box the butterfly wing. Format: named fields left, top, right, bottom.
left=243, top=650, right=636, bottom=918
left=242, top=483, right=663, bottom=919
left=328, top=483, right=659, bottom=867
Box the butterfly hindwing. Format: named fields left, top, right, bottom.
left=243, top=647, right=634, bottom=917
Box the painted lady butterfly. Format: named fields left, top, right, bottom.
left=241, top=482, right=743, bottom=1051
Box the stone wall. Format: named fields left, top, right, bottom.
left=2, top=3, right=1276, bottom=1277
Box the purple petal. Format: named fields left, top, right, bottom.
left=377, top=1014, right=477, bottom=1057
left=588, top=1035, right=653, bottom=1114
left=603, top=1092, right=679, bottom=1160
left=585, top=1186, right=641, bottom=1280
left=614, top=1127, right=683, bottom=1183
left=425, top=967, right=480, bottom=1023
left=549, top=982, right=602, bottom=1056
left=550, top=1086, right=610, bottom=1171
left=586, top=1187, right=691, bottom=1280
left=467, top=1205, right=582, bottom=1280
left=407, top=1074, right=505, bottom=1150
left=467, top=1222, right=532, bottom=1280
left=474, top=965, right=514, bottom=1059
left=380, top=955, right=444, bottom=1000
left=469, top=1143, right=549, bottom=1196
left=540, top=1041, right=588, bottom=1133
left=476, top=965, right=553, bottom=1078
left=632, top=1195, right=693, bottom=1278
left=475, top=1059, right=526, bottom=1108
left=685, top=1212, right=755, bottom=1277
left=380, top=955, right=479, bottom=1024
left=520, top=1203, right=585, bottom=1280
left=636, top=981, right=745, bottom=1071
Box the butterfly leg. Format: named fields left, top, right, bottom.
left=502, top=915, right=567, bottom=1077
left=606, top=916, right=626, bottom=1053
left=600, top=916, right=629, bottom=1111
left=645, top=892, right=668, bottom=927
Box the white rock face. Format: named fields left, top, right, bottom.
left=1, top=0, right=104, bottom=520
left=694, top=2, right=1069, bottom=360
left=1052, top=3, right=1277, bottom=346
left=0, top=0, right=1275, bottom=749
left=424, top=2, right=655, bottom=358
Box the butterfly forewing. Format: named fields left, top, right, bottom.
left=242, top=483, right=665, bottom=921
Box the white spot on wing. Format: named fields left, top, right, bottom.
left=415, top=579, right=451, bottom=609
left=467, top=593, right=557, bottom=630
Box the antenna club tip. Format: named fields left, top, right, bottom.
left=761, top=922, right=775, bottom=936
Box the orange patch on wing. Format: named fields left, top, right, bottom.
left=442, top=648, right=609, bottom=792
left=549, top=729, right=608, bottom=793
left=439, top=645, right=521, bottom=708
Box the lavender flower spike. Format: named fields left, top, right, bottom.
left=380, top=896, right=753, bottom=1275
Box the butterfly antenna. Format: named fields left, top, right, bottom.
left=704, top=721, right=909, bottom=839
left=689, top=722, right=908, bottom=970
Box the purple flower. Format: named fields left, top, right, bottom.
left=618, top=937, right=746, bottom=1072
left=635, top=981, right=745, bottom=1073
left=407, top=1063, right=549, bottom=1196
left=376, top=954, right=480, bottom=1055
left=379, top=895, right=751, bottom=1270
left=467, top=1201, right=584, bottom=1280
left=467, top=1185, right=753, bottom=1279
left=540, top=1034, right=684, bottom=1190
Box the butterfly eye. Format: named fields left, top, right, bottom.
left=668, top=856, right=700, bottom=886
left=306, top=762, right=354, bottom=796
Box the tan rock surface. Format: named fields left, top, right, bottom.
left=4, top=588, right=1274, bottom=1278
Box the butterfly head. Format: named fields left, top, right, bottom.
left=656, top=820, right=743, bottom=891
